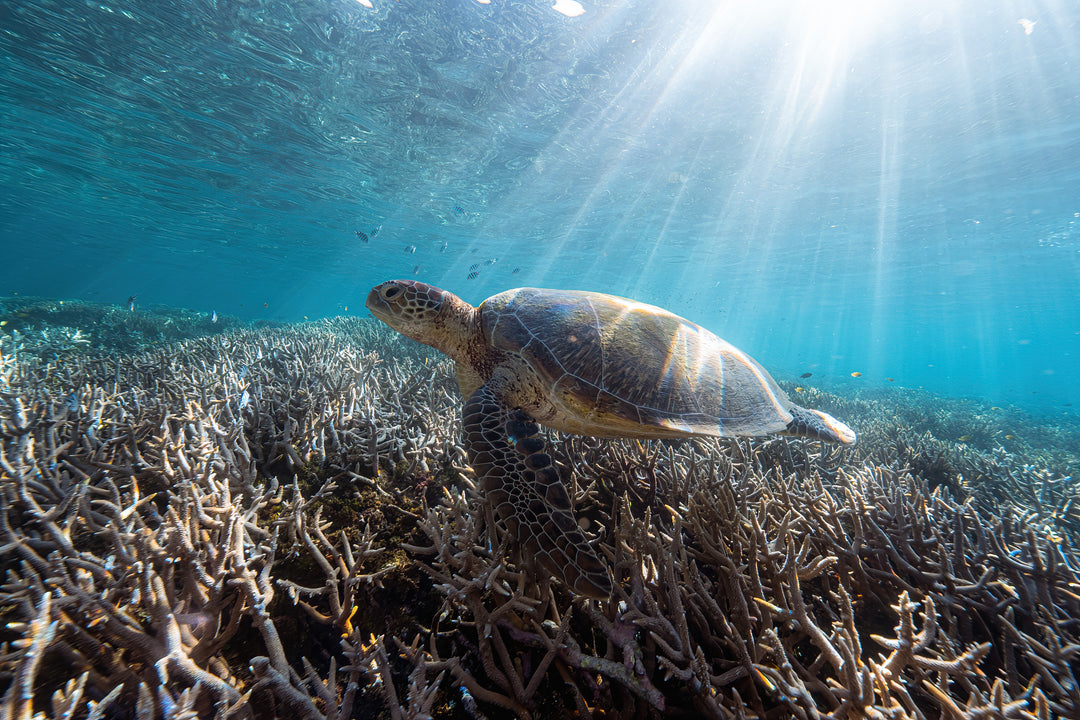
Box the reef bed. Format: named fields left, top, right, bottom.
left=1, top=303, right=1078, bottom=719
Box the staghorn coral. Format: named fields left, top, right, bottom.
left=1, top=297, right=245, bottom=357
left=0, top=314, right=1076, bottom=719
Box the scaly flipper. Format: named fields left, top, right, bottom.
left=463, top=383, right=612, bottom=599
left=782, top=404, right=857, bottom=445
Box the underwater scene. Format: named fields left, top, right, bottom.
left=2, top=0, right=1079, bottom=718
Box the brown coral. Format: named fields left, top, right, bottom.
left=1, top=318, right=1076, bottom=719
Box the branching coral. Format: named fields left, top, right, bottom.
left=1, top=317, right=1077, bottom=719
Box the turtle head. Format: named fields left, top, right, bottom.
left=366, top=280, right=475, bottom=358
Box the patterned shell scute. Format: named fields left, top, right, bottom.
left=480, top=288, right=793, bottom=437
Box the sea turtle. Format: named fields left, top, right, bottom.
left=366, top=280, right=856, bottom=599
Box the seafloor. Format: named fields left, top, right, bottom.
left=1, top=297, right=1078, bottom=719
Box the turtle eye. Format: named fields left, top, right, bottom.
left=381, top=284, right=403, bottom=300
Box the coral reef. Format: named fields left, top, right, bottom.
left=1, top=297, right=246, bottom=357
left=1, top=311, right=1077, bottom=719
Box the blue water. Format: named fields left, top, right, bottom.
left=2, top=0, right=1079, bottom=415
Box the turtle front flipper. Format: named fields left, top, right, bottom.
left=463, top=383, right=612, bottom=599
left=782, top=404, right=857, bottom=445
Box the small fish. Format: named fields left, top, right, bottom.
left=850, top=372, right=862, bottom=378
left=413, top=264, right=421, bottom=275
left=799, top=372, right=812, bottom=378
left=263, top=302, right=268, bottom=308
left=0, top=320, right=7, bottom=327
left=127, top=295, right=137, bottom=311
left=238, top=365, right=248, bottom=379
left=991, top=406, right=1002, bottom=411
left=1018, top=18, right=1036, bottom=35
left=795, top=386, right=804, bottom=393
left=239, top=389, right=251, bottom=410
left=469, top=263, right=480, bottom=271
left=64, top=393, right=79, bottom=413
left=211, top=310, right=217, bottom=323
left=486, top=258, right=497, bottom=265
left=886, top=377, right=895, bottom=382
left=512, top=268, right=520, bottom=274
left=959, top=435, right=970, bottom=442
left=405, top=245, right=416, bottom=253
left=467, top=271, right=480, bottom=280
left=1005, top=434, right=1015, bottom=439
left=453, top=205, right=466, bottom=215
left=344, top=305, right=348, bottom=312
left=371, top=224, right=382, bottom=237
left=355, top=230, right=369, bottom=243
left=440, top=242, right=448, bottom=253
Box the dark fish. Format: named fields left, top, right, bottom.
left=371, top=225, right=382, bottom=237
left=413, top=264, right=421, bottom=275
left=127, top=295, right=137, bottom=311
left=467, top=271, right=479, bottom=280
left=453, top=205, right=466, bottom=215
left=355, top=230, right=369, bottom=243
left=405, top=245, right=416, bottom=253
left=800, top=372, right=812, bottom=378
left=512, top=267, right=521, bottom=274
left=469, top=263, right=480, bottom=271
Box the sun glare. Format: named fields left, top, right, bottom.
left=552, top=0, right=585, bottom=18
left=804, top=0, right=897, bottom=44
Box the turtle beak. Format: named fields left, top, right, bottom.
left=365, top=280, right=405, bottom=325
left=364, top=285, right=385, bottom=319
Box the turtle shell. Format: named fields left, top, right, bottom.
left=479, top=288, right=793, bottom=438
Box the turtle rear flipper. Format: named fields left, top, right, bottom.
left=463, top=383, right=612, bottom=599
left=782, top=404, right=857, bottom=445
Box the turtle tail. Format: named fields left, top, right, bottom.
left=782, top=404, right=857, bottom=445
left=463, top=383, right=612, bottom=599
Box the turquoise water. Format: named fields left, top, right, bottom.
left=2, top=0, right=1079, bottom=415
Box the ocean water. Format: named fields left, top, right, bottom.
left=2, top=0, right=1079, bottom=417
